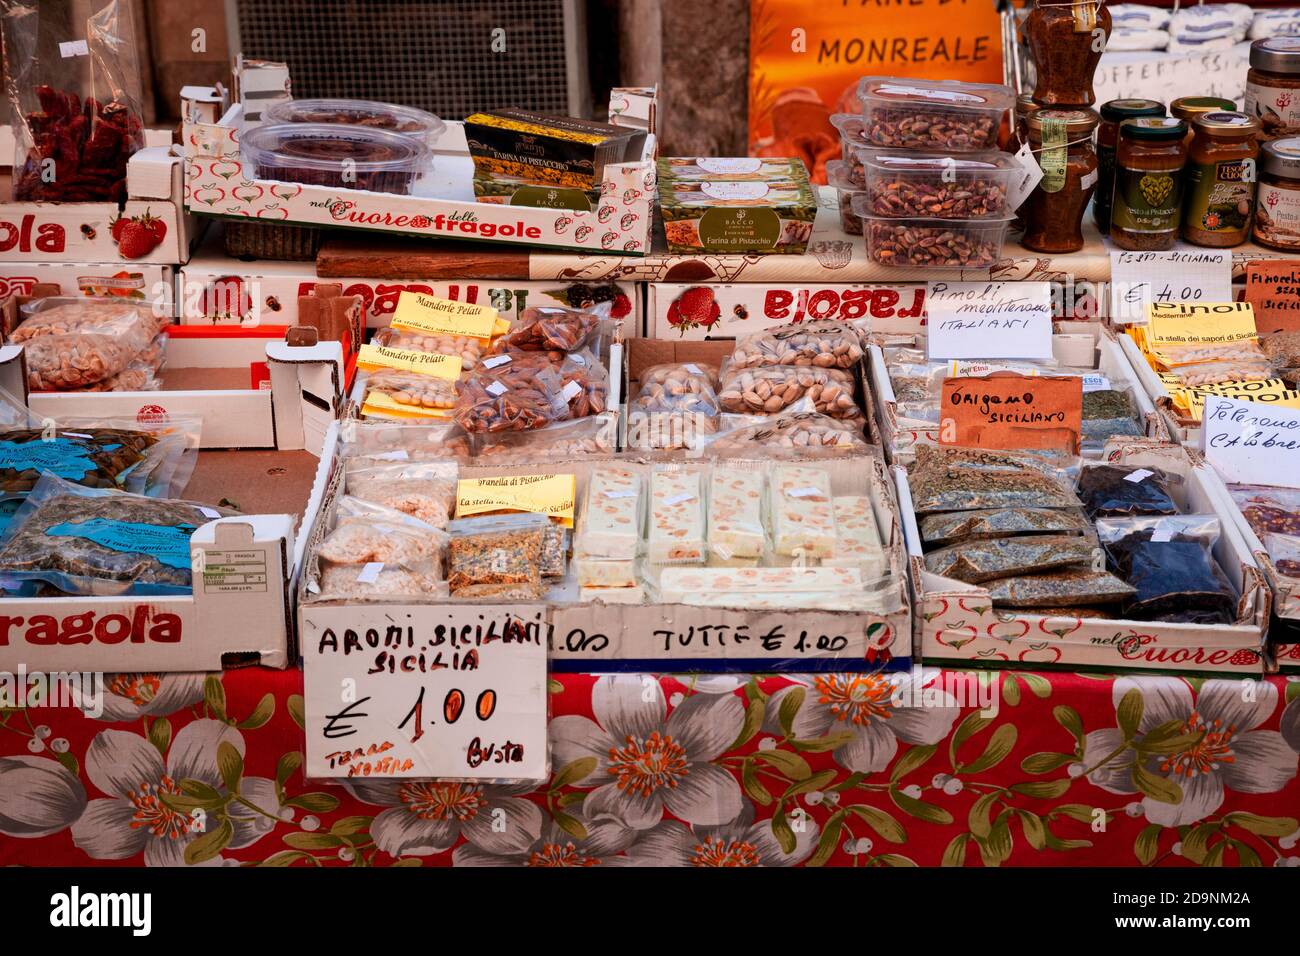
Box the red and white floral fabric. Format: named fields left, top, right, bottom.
left=1, top=668, right=1297, bottom=867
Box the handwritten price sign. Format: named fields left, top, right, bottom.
left=301, top=604, right=549, bottom=780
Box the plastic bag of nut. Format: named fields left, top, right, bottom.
left=339, top=418, right=473, bottom=462
left=475, top=412, right=618, bottom=462
left=321, top=496, right=449, bottom=566
left=362, top=369, right=459, bottom=416
left=371, top=326, right=485, bottom=372
left=706, top=410, right=869, bottom=452
left=453, top=360, right=570, bottom=433
left=718, top=362, right=862, bottom=420
left=476, top=349, right=609, bottom=419
left=729, top=320, right=865, bottom=370
left=344, top=459, right=458, bottom=528
left=12, top=297, right=165, bottom=390
left=626, top=362, right=720, bottom=450
left=498, top=304, right=609, bottom=354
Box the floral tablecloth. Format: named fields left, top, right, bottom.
left=2, top=668, right=1297, bottom=867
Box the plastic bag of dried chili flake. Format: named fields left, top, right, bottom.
left=1, top=1, right=144, bottom=202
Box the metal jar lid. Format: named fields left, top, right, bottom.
left=1170, top=96, right=1237, bottom=122
left=1261, top=137, right=1300, bottom=178
left=1100, top=99, right=1164, bottom=123
left=1250, top=37, right=1300, bottom=74
left=1016, top=92, right=1038, bottom=118
left=1192, top=111, right=1261, bottom=135
left=1119, top=117, right=1187, bottom=141
left=1027, top=108, right=1100, bottom=137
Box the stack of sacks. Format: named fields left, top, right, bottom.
left=1107, top=4, right=1170, bottom=51
left=1167, top=3, right=1253, bottom=53
left=1250, top=8, right=1300, bottom=40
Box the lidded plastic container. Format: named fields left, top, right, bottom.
left=855, top=78, right=1016, bottom=152
left=241, top=123, right=431, bottom=194
left=264, top=97, right=445, bottom=144
left=850, top=201, right=1015, bottom=269
left=825, top=159, right=865, bottom=234
left=854, top=149, right=1018, bottom=219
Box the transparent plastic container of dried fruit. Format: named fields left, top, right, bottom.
left=824, top=159, right=866, bottom=235
left=241, top=123, right=431, bottom=194
left=853, top=149, right=1020, bottom=220
left=855, top=78, right=1016, bottom=152
left=851, top=203, right=1015, bottom=269
left=264, top=97, right=446, bottom=145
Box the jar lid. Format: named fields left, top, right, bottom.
left=1170, top=96, right=1237, bottom=121
left=1016, top=93, right=1038, bottom=116
left=1100, top=99, right=1164, bottom=123
left=1251, top=37, right=1300, bottom=74
left=1192, top=111, right=1261, bottom=135
left=1261, top=137, right=1300, bottom=178
left=1119, top=117, right=1187, bottom=141
left=1027, top=108, right=1099, bottom=137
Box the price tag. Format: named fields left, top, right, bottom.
left=1124, top=469, right=1154, bottom=483
left=59, top=40, right=89, bottom=58
left=562, top=381, right=583, bottom=401
left=925, top=281, right=1053, bottom=361
left=355, top=562, right=384, bottom=584
left=198, top=507, right=222, bottom=519
left=1006, top=142, right=1044, bottom=211
left=356, top=343, right=462, bottom=379
left=482, top=354, right=513, bottom=369
left=940, top=373, right=1082, bottom=453
left=1245, top=260, right=1300, bottom=334
left=1108, top=249, right=1232, bottom=324
left=662, top=492, right=696, bottom=506
left=485, top=381, right=509, bottom=397
left=786, top=486, right=823, bottom=498
left=1202, top=395, right=1300, bottom=488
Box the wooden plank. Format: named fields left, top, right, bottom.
left=315, top=234, right=531, bottom=280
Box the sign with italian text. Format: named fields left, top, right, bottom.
left=925, top=281, right=1053, bottom=360
left=940, top=373, right=1082, bottom=453
left=1202, top=395, right=1300, bottom=489
left=301, top=604, right=549, bottom=780
left=1245, top=260, right=1300, bottom=335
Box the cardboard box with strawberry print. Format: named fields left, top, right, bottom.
left=897, top=442, right=1268, bottom=676
left=0, top=261, right=174, bottom=316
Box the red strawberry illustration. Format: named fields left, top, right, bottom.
left=1227, top=649, right=1259, bottom=666
left=135, top=211, right=167, bottom=245
left=666, top=286, right=720, bottom=334
left=117, top=220, right=161, bottom=259
left=410, top=215, right=431, bottom=229
left=110, top=214, right=129, bottom=242
left=609, top=292, right=632, bottom=319
left=574, top=224, right=594, bottom=242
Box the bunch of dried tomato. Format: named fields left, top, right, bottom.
left=14, top=85, right=142, bottom=202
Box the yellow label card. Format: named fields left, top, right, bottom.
left=1160, top=374, right=1300, bottom=421
left=391, top=291, right=501, bottom=340
left=456, top=473, right=576, bottom=527
left=362, top=393, right=453, bottom=419
left=356, top=343, right=462, bottom=379
left=1146, top=301, right=1258, bottom=346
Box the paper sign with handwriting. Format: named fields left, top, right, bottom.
left=1202, top=395, right=1300, bottom=488
left=1245, top=260, right=1300, bottom=335
left=456, top=473, right=576, bottom=527
left=940, top=373, right=1082, bottom=453
left=925, top=281, right=1053, bottom=360
left=391, top=290, right=501, bottom=339
left=1108, top=249, right=1233, bottom=324
left=302, top=603, right=548, bottom=780
left=356, top=343, right=462, bottom=379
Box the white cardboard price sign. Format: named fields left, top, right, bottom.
left=1202, top=395, right=1300, bottom=488
left=302, top=604, right=549, bottom=780
left=1108, top=249, right=1233, bottom=324
left=925, top=281, right=1053, bottom=360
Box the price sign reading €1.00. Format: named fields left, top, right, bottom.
left=940, top=373, right=1083, bottom=453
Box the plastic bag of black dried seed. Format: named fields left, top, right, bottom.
left=1076, top=464, right=1180, bottom=519
left=919, top=507, right=1092, bottom=545
left=924, top=533, right=1101, bottom=584
left=1096, top=515, right=1238, bottom=625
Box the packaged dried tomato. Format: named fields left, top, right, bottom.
left=1, top=1, right=144, bottom=202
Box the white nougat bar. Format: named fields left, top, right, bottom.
left=575, top=557, right=638, bottom=588
left=771, top=464, right=836, bottom=558
left=658, top=565, right=881, bottom=611
left=824, top=495, right=887, bottom=577
left=579, top=467, right=642, bottom=558
left=648, top=469, right=706, bottom=564
left=708, top=466, right=766, bottom=559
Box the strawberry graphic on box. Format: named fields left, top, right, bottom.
left=111, top=210, right=167, bottom=260
left=666, top=286, right=721, bottom=335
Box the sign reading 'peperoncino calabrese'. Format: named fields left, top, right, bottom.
left=301, top=604, right=549, bottom=780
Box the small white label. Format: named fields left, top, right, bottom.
left=59, top=39, right=90, bottom=58
left=568, top=353, right=587, bottom=366
left=372, top=449, right=410, bottom=461
left=684, top=363, right=702, bottom=375
left=1082, top=374, right=1111, bottom=392
left=662, top=493, right=696, bottom=506
left=787, top=486, right=823, bottom=498
left=62, top=431, right=93, bottom=439
left=198, top=507, right=222, bottom=519
left=1080, top=168, right=1099, bottom=191
left=562, top=381, right=583, bottom=401
left=701, top=181, right=770, bottom=201
left=486, top=381, right=509, bottom=397
left=1007, top=142, right=1045, bottom=211
left=482, top=354, right=513, bottom=369
left=1124, top=469, right=1155, bottom=483
left=697, top=157, right=763, bottom=174
left=604, top=489, right=638, bottom=499
left=490, top=550, right=509, bottom=573
left=1150, top=526, right=1175, bottom=543
left=356, top=562, right=384, bottom=584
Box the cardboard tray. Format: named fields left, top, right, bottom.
left=898, top=441, right=1267, bottom=676
left=868, top=322, right=1170, bottom=466
left=181, top=62, right=656, bottom=256
left=297, top=433, right=913, bottom=674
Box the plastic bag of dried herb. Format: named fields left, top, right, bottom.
left=1076, top=464, right=1180, bottom=519
left=445, top=512, right=547, bottom=598
left=908, top=445, right=1083, bottom=514
left=986, top=568, right=1136, bottom=608
left=919, top=507, right=1091, bottom=545
left=1081, top=388, right=1143, bottom=447
left=1096, top=515, right=1237, bottom=625
left=924, top=534, right=1100, bottom=584
left=1261, top=331, right=1300, bottom=371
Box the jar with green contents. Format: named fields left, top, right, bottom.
left=1110, top=117, right=1188, bottom=251
left=1183, top=111, right=1261, bottom=247
left=1095, top=99, right=1165, bottom=232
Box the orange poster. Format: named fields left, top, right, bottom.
left=748, top=0, right=1005, bottom=183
